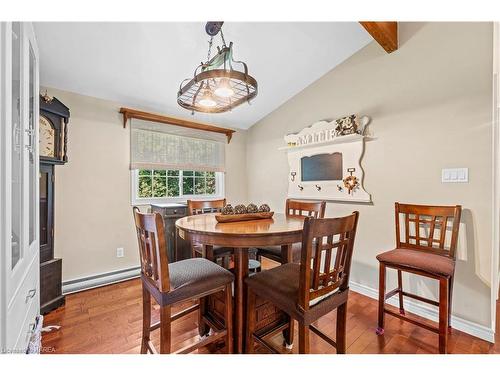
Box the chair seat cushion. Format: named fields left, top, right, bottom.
left=161, top=258, right=234, bottom=305
left=245, top=263, right=348, bottom=325
left=376, top=248, right=455, bottom=277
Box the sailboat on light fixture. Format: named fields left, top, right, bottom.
left=177, top=22, right=258, bottom=114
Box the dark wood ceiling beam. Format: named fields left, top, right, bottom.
left=359, top=22, right=398, bottom=53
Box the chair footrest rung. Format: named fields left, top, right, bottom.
left=174, top=329, right=227, bottom=354
left=384, top=288, right=401, bottom=300
left=401, top=291, right=439, bottom=306
left=309, top=325, right=337, bottom=348
left=384, top=308, right=439, bottom=333
left=150, top=303, right=200, bottom=332
left=252, top=334, right=281, bottom=354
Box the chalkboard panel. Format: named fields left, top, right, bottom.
left=301, top=153, right=342, bottom=181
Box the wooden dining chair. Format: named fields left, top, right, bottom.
left=376, top=203, right=462, bottom=354
left=245, top=212, right=359, bottom=354
left=187, top=199, right=233, bottom=267
left=133, top=207, right=234, bottom=354
left=256, top=199, right=326, bottom=264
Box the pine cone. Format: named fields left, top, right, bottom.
left=234, top=204, right=247, bottom=214
left=258, top=204, right=271, bottom=212
left=246, top=203, right=258, bottom=213
left=221, top=204, right=234, bottom=215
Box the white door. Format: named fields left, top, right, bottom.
left=0, top=21, right=40, bottom=354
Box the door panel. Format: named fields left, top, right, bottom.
left=11, top=22, right=22, bottom=271
left=39, top=164, right=53, bottom=263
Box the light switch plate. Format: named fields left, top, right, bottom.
left=442, top=168, right=468, bottom=183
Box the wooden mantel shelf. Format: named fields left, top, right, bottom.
left=119, top=107, right=236, bottom=143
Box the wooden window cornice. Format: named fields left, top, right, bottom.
left=119, top=107, right=235, bottom=143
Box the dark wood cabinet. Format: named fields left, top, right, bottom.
left=150, top=203, right=191, bottom=262
left=39, top=162, right=65, bottom=314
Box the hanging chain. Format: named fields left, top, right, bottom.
left=219, top=28, right=226, bottom=47
left=206, top=36, right=214, bottom=63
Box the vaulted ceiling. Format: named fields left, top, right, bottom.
left=34, top=22, right=372, bottom=129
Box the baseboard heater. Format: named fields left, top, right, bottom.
left=62, top=266, right=141, bottom=295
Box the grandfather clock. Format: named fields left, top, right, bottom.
left=39, top=93, right=69, bottom=314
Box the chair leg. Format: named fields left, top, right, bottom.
left=159, top=305, right=172, bottom=354
left=198, top=297, right=210, bottom=337
left=245, top=288, right=256, bottom=354
left=439, top=277, right=449, bottom=354
left=298, top=323, right=310, bottom=354
left=336, top=302, right=347, bottom=354
left=224, top=284, right=234, bottom=354
left=376, top=263, right=386, bottom=335
left=448, top=275, right=454, bottom=330
left=283, top=318, right=294, bottom=349
left=141, top=285, right=151, bottom=354
left=397, top=270, right=405, bottom=315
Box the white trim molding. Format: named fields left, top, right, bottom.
left=62, top=266, right=141, bottom=295
left=492, top=21, right=500, bottom=336
left=349, top=281, right=495, bottom=343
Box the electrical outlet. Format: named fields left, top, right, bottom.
left=116, top=247, right=124, bottom=258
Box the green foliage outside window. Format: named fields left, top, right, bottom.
left=138, top=169, right=217, bottom=198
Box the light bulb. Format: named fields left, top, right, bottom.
left=214, top=78, right=235, bottom=98
left=198, top=90, right=217, bottom=108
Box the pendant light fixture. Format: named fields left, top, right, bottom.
left=177, top=22, right=258, bottom=114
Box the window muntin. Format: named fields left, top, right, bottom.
left=134, top=169, right=221, bottom=202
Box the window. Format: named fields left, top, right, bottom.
left=132, top=169, right=223, bottom=204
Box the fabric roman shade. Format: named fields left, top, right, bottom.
left=130, top=119, right=226, bottom=172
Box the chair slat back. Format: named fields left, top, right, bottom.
left=395, top=202, right=462, bottom=259
left=285, top=199, right=326, bottom=219
left=298, top=212, right=359, bottom=311
left=133, top=207, right=170, bottom=292
left=187, top=198, right=226, bottom=215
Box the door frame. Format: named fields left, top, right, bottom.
left=492, top=21, right=499, bottom=334
left=0, top=21, right=12, bottom=349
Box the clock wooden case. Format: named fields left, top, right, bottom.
left=39, top=94, right=70, bottom=314
left=40, top=95, right=69, bottom=164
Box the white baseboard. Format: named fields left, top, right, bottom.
left=62, top=266, right=141, bottom=295
left=349, top=280, right=495, bottom=343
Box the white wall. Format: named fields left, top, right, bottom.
left=246, top=22, right=494, bottom=329
left=45, top=87, right=247, bottom=281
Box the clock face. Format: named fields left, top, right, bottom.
left=39, top=115, right=56, bottom=158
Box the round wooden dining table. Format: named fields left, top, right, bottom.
left=176, top=212, right=304, bottom=353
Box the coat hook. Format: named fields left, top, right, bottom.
left=298, top=184, right=304, bottom=191
left=315, top=184, right=321, bottom=191
left=291, top=172, right=296, bottom=182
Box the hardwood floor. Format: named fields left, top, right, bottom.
left=42, top=264, right=500, bottom=354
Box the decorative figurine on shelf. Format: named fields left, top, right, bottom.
left=343, top=168, right=359, bottom=194
left=234, top=204, right=247, bottom=214
left=258, top=204, right=271, bottom=213
left=247, top=203, right=258, bottom=213
left=335, top=114, right=358, bottom=136
left=221, top=204, right=234, bottom=215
